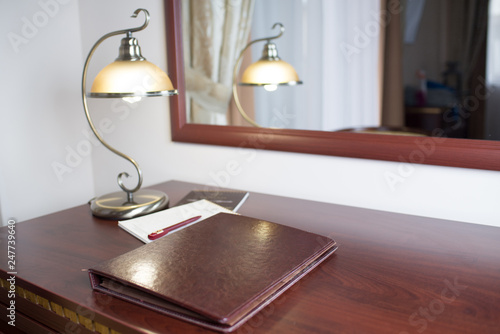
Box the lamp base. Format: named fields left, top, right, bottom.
left=89, top=189, right=169, bottom=220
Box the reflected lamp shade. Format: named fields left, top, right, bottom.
left=232, top=23, right=302, bottom=126
left=240, top=42, right=302, bottom=87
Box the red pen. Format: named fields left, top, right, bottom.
left=148, top=215, right=202, bottom=240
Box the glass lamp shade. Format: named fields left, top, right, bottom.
left=90, top=59, right=177, bottom=98
left=240, top=59, right=301, bottom=86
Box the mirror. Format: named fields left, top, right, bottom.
left=165, top=0, right=500, bottom=171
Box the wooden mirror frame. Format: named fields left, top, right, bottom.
left=165, top=0, right=500, bottom=171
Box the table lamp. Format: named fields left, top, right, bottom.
left=232, top=23, right=302, bottom=127
left=82, top=8, right=178, bottom=219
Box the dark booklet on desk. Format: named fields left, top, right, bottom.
left=88, top=213, right=337, bottom=333
left=174, top=190, right=249, bottom=211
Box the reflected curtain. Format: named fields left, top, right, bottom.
left=447, top=0, right=489, bottom=138
left=447, top=0, right=489, bottom=92
left=182, top=0, right=254, bottom=125
left=380, top=0, right=404, bottom=127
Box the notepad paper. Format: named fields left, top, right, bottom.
left=118, top=199, right=236, bottom=243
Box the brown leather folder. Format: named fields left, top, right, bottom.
left=88, top=213, right=337, bottom=332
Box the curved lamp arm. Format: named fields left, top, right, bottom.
left=81, top=9, right=149, bottom=200
left=232, top=23, right=285, bottom=128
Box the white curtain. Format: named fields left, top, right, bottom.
left=182, top=0, right=254, bottom=125
left=250, top=0, right=381, bottom=130
left=486, top=0, right=500, bottom=139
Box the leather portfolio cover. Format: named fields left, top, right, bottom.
left=88, top=213, right=337, bottom=332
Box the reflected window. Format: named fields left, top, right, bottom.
left=248, top=0, right=382, bottom=130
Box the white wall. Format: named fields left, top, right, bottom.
left=1, top=0, right=499, bottom=227
left=0, top=0, right=95, bottom=223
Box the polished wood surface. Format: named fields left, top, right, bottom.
left=1, top=180, right=500, bottom=333
left=165, top=0, right=500, bottom=172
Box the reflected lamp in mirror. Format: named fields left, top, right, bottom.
left=82, top=8, right=178, bottom=220
left=233, top=23, right=302, bottom=127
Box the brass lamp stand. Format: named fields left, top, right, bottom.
left=82, top=9, right=177, bottom=219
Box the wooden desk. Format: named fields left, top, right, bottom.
left=1, top=180, right=499, bottom=333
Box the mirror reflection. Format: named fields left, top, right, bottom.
left=181, top=0, right=500, bottom=140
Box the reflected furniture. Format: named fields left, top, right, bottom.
left=338, top=126, right=429, bottom=136
left=1, top=180, right=499, bottom=333
left=405, top=106, right=468, bottom=138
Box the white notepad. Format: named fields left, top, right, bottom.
left=118, top=199, right=236, bottom=243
